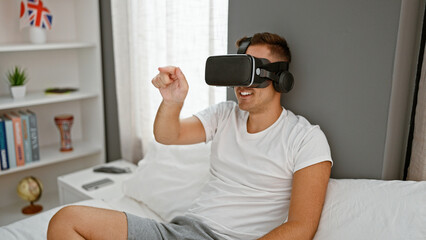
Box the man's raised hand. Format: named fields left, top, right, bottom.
left=152, top=66, right=189, bottom=104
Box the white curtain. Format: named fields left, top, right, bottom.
left=111, top=0, right=228, bottom=162
left=407, top=49, right=426, bottom=181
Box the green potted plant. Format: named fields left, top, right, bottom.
left=6, top=66, right=28, bottom=99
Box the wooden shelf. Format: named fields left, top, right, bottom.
left=0, top=140, right=102, bottom=177
left=0, top=91, right=98, bottom=110
left=0, top=42, right=95, bottom=53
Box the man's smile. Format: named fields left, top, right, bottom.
left=240, top=91, right=253, bottom=96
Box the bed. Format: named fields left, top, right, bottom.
left=1, top=142, right=426, bottom=240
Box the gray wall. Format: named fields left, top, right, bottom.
left=228, top=0, right=420, bottom=179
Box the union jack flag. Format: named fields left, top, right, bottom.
left=19, top=0, right=29, bottom=29
left=20, top=0, right=53, bottom=30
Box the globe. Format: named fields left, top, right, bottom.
left=17, top=176, right=43, bottom=214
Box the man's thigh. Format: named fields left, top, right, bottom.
left=49, top=205, right=221, bottom=240
left=126, top=213, right=222, bottom=240
left=126, top=212, right=165, bottom=239
left=48, top=205, right=128, bottom=240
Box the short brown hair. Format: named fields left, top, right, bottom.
left=236, top=32, right=292, bottom=62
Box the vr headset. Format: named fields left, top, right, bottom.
left=205, top=37, right=294, bottom=93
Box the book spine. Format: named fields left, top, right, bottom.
left=20, top=112, right=32, bottom=164
left=10, top=114, right=25, bottom=166
left=27, top=110, right=40, bottom=161
left=0, top=118, right=9, bottom=170
left=4, top=117, right=16, bottom=169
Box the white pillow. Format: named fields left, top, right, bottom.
left=122, top=142, right=211, bottom=222
left=315, top=179, right=426, bottom=240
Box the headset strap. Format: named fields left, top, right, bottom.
left=261, top=61, right=289, bottom=72
left=237, top=37, right=252, bottom=54
left=257, top=62, right=290, bottom=83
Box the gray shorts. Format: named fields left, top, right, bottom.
left=125, top=212, right=223, bottom=240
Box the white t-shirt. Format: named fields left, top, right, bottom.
left=186, top=101, right=332, bottom=240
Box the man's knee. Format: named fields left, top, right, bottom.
left=47, top=205, right=82, bottom=238
left=50, top=205, right=82, bottom=224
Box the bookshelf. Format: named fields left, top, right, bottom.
left=0, top=140, right=102, bottom=177
left=0, top=42, right=95, bottom=52
left=0, top=90, right=98, bottom=110
left=0, top=0, right=105, bottom=225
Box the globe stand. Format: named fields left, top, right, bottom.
left=22, top=202, right=43, bottom=215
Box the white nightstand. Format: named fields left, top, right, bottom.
left=57, top=160, right=137, bottom=205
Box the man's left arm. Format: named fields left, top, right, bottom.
left=259, top=161, right=332, bottom=240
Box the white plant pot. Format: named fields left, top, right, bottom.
left=10, top=86, right=26, bottom=99
left=29, top=27, right=47, bottom=44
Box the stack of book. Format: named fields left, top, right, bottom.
left=0, top=110, right=40, bottom=171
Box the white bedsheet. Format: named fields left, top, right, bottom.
left=107, top=195, right=164, bottom=222
left=1, top=178, right=425, bottom=240
left=0, top=196, right=163, bottom=240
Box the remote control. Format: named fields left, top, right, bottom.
left=93, top=166, right=131, bottom=174
left=82, top=178, right=114, bottom=191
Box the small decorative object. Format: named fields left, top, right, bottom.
left=19, top=0, right=53, bottom=44
left=17, top=176, right=43, bottom=214
left=45, top=87, right=78, bottom=95
left=6, top=66, right=28, bottom=99
left=54, top=114, right=74, bottom=152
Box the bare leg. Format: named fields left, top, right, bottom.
left=47, top=205, right=127, bottom=240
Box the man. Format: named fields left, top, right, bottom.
left=47, top=32, right=332, bottom=240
